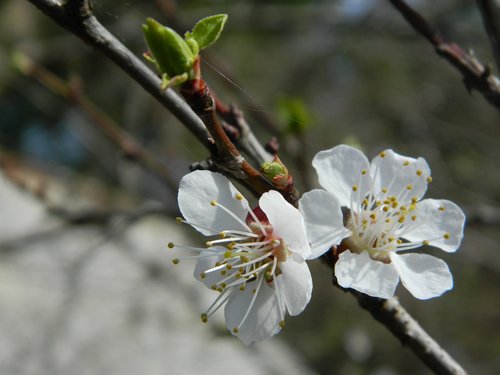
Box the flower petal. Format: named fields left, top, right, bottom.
left=390, top=252, right=453, bottom=300
left=279, top=258, right=312, bottom=316
left=369, top=149, right=431, bottom=203
left=224, top=281, right=282, bottom=345
left=402, top=199, right=465, bottom=252
left=299, top=189, right=351, bottom=259
left=193, top=251, right=225, bottom=289
left=312, top=145, right=370, bottom=207
left=178, top=170, right=250, bottom=236
left=335, top=250, right=400, bottom=299
left=259, top=190, right=311, bottom=259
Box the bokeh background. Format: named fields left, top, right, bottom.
left=1, top=0, right=499, bottom=374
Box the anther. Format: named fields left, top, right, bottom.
left=235, top=193, right=244, bottom=201
left=382, top=188, right=388, bottom=194
left=361, top=169, right=367, bottom=175
left=210, top=200, right=217, bottom=206
left=416, top=169, right=423, bottom=176
left=443, top=233, right=450, bottom=240
left=427, top=176, right=433, bottom=183
left=352, top=185, right=358, bottom=192
left=411, top=215, right=417, bottom=221
left=403, top=161, right=410, bottom=166
left=200, top=272, right=206, bottom=279
left=167, top=242, right=175, bottom=249
left=279, top=320, right=286, bottom=329
left=422, top=240, right=430, bottom=245
left=232, top=327, right=239, bottom=334
left=380, top=151, right=386, bottom=158
left=201, top=313, right=208, bottom=323
left=406, top=184, right=413, bottom=190
left=439, top=206, right=445, bottom=212
left=172, top=258, right=179, bottom=265
left=175, top=217, right=183, bottom=224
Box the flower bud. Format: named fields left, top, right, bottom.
left=261, top=156, right=289, bottom=188
left=142, top=18, right=196, bottom=78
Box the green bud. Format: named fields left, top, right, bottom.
left=261, top=156, right=289, bottom=188
left=185, top=14, right=228, bottom=51
left=142, top=18, right=196, bottom=78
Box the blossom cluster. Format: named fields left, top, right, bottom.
left=169, top=145, right=465, bottom=345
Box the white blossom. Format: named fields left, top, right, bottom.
left=171, top=170, right=312, bottom=345
left=300, top=145, right=465, bottom=300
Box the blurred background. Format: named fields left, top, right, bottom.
left=1, top=0, right=499, bottom=374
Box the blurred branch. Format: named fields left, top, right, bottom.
left=13, top=53, right=178, bottom=193
left=388, top=0, right=500, bottom=112
left=476, top=0, right=500, bottom=72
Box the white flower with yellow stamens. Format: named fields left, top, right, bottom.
left=171, top=170, right=312, bottom=345
left=299, top=145, right=465, bottom=300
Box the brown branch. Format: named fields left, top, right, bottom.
left=388, top=0, right=500, bottom=112
left=13, top=53, right=178, bottom=192
left=354, top=294, right=466, bottom=375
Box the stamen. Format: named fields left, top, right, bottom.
left=213, top=201, right=253, bottom=232
left=237, top=275, right=265, bottom=330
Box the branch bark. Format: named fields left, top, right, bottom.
left=388, top=0, right=500, bottom=112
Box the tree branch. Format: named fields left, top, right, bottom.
left=388, top=0, right=500, bottom=112
left=13, top=53, right=178, bottom=192
left=354, top=293, right=466, bottom=375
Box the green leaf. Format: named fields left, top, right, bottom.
left=186, top=14, right=228, bottom=51
left=142, top=18, right=196, bottom=78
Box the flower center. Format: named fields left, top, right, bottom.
left=170, top=198, right=288, bottom=330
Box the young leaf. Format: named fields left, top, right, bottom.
left=186, top=14, right=228, bottom=51
left=143, top=18, right=195, bottom=78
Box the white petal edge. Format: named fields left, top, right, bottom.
left=335, top=250, right=400, bottom=299
left=259, top=190, right=311, bottom=260
left=390, top=252, right=453, bottom=300
left=312, top=145, right=371, bottom=207
left=402, top=199, right=465, bottom=253
left=299, top=189, right=351, bottom=259
left=224, top=281, right=282, bottom=345
left=279, top=258, right=312, bottom=316
left=178, top=170, right=250, bottom=236
left=369, top=149, right=431, bottom=203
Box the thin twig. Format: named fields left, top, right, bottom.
left=388, top=0, right=500, bottom=112
left=13, top=53, right=178, bottom=192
